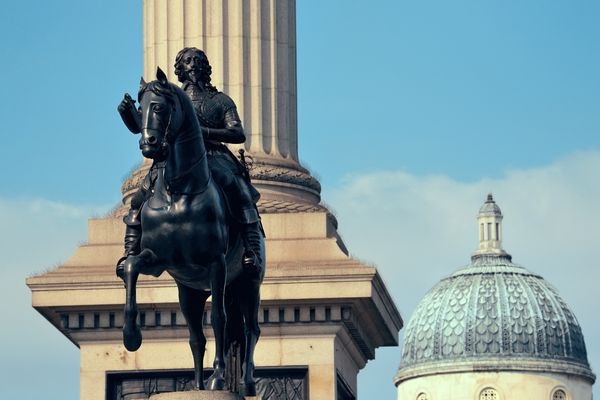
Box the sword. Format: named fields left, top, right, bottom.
left=238, top=149, right=253, bottom=182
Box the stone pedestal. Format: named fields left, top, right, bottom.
left=27, top=211, right=402, bottom=399
left=150, top=391, right=240, bottom=400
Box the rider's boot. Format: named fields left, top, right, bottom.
left=116, top=209, right=142, bottom=279
left=242, top=220, right=264, bottom=277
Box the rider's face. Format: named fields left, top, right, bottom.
left=181, top=51, right=205, bottom=84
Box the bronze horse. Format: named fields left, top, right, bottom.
left=118, top=68, right=264, bottom=395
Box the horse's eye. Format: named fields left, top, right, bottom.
left=152, top=104, right=164, bottom=113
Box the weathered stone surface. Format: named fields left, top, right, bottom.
left=150, top=391, right=239, bottom=400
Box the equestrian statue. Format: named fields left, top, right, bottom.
left=115, top=48, right=265, bottom=396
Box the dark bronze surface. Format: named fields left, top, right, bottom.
left=117, top=60, right=264, bottom=396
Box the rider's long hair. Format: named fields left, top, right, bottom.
left=174, top=47, right=218, bottom=93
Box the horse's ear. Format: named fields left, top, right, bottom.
left=139, top=77, right=147, bottom=90
left=156, top=67, right=168, bottom=86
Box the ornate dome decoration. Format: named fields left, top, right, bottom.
left=479, top=388, right=498, bottom=400
left=552, top=389, right=567, bottom=400
left=395, top=195, right=595, bottom=385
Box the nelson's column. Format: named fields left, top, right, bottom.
left=26, top=1, right=403, bottom=399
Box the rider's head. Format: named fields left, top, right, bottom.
left=174, top=47, right=216, bottom=91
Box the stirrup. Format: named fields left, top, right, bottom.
left=243, top=250, right=260, bottom=275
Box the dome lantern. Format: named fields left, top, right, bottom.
left=473, top=193, right=509, bottom=260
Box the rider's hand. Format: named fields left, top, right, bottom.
left=118, top=93, right=142, bottom=134
left=118, top=93, right=136, bottom=114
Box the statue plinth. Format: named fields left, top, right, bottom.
left=149, top=391, right=262, bottom=400
left=149, top=391, right=244, bottom=400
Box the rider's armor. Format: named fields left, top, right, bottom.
left=183, top=82, right=262, bottom=225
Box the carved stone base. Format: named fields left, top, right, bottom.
left=114, top=153, right=323, bottom=219
left=149, top=391, right=242, bottom=400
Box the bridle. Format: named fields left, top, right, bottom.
left=140, top=84, right=211, bottom=195
left=139, top=84, right=179, bottom=157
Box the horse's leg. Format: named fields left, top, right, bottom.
left=121, top=255, right=141, bottom=351
left=121, top=249, right=158, bottom=351
left=177, top=282, right=210, bottom=390
left=207, top=254, right=227, bottom=391
left=239, top=279, right=262, bottom=396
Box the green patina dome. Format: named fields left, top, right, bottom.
left=395, top=196, right=595, bottom=385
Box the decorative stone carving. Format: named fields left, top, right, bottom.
left=250, top=162, right=321, bottom=195
left=114, top=160, right=326, bottom=219
left=108, top=370, right=307, bottom=400
left=255, top=376, right=306, bottom=400
left=552, top=389, right=567, bottom=400
left=479, top=388, right=498, bottom=400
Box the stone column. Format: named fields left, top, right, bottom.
left=119, top=0, right=321, bottom=215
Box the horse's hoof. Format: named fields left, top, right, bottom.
left=123, top=325, right=142, bottom=351
left=207, top=375, right=226, bottom=391
left=239, top=381, right=257, bottom=397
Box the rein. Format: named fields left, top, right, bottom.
left=166, top=147, right=211, bottom=195
left=162, top=90, right=211, bottom=195
left=159, top=98, right=176, bottom=152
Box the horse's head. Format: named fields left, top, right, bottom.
left=137, top=67, right=182, bottom=160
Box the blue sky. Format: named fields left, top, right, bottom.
left=1, top=1, right=599, bottom=399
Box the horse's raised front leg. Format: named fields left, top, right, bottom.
left=239, top=279, right=262, bottom=397
left=120, top=249, right=157, bottom=351
left=177, top=282, right=210, bottom=390
left=207, top=254, right=227, bottom=391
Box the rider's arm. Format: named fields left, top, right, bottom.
left=118, top=93, right=142, bottom=134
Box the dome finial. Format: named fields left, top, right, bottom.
left=472, top=193, right=509, bottom=260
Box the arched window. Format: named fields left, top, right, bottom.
left=552, top=389, right=567, bottom=400
left=416, top=393, right=428, bottom=400
left=479, top=388, right=498, bottom=400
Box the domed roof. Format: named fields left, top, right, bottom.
left=479, top=193, right=502, bottom=216
left=395, top=196, right=595, bottom=385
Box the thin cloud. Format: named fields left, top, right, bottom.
left=0, top=197, right=111, bottom=273
left=0, top=197, right=109, bottom=397
left=325, top=150, right=600, bottom=398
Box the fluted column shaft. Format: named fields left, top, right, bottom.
left=115, top=0, right=320, bottom=212
left=143, top=0, right=298, bottom=162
